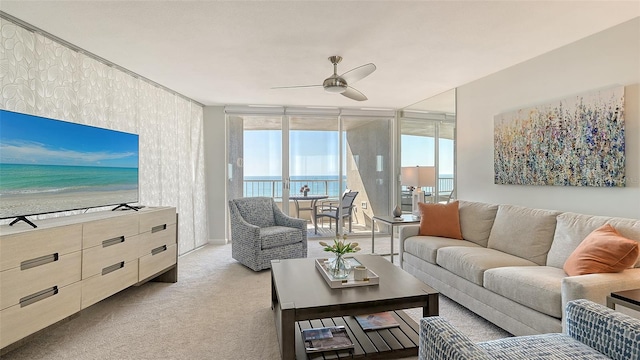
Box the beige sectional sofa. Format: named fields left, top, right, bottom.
left=399, top=200, right=640, bottom=336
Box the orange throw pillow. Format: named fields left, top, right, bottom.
left=563, top=224, right=640, bottom=276
left=418, top=201, right=463, bottom=240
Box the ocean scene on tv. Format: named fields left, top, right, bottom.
left=0, top=110, right=139, bottom=219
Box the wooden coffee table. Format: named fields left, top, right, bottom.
left=271, top=254, right=439, bottom=360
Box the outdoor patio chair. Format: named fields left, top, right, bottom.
left=314, top=191, right=359, bottom=234
left=317, top=188, right=351, bottom=208
left=228, top=197, right=307, bottom=271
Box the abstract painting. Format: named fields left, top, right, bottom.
left=494, top=86, right=625, bottom=187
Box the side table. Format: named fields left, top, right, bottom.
left=607, top=289, right=640, bottom=312
left=371, top=214, right=420, bottom=264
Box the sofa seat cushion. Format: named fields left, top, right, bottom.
left=484, top=266, right=565, bottom=318
left=436, top=247, right=538, bottom=286
left=404, top=236, right=482, bottom=264
left=478, top=333, right=611, bottom=359
left=260, top=226, right=303, bottom=249
left=487, top=205, right=559, bottom=265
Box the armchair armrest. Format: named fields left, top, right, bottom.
left=565, top=299, right=640, bottom=360
left=273, top=209, right=307, bottom=231
left=419, top=317, right=493, bottom=360
left=228, top=210, right=261, bottom=245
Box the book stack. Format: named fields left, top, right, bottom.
left=301, top=326, right=354, bottom=353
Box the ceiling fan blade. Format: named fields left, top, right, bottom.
left=271, top=84, right=322, bottom=89
left=341, top=86, right=368, bottom=101
left=340, top=63, right=376, bottom=85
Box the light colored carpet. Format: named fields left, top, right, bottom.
left=2, top=236, right=510, bottom=359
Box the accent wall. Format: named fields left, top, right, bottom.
left=0, top=17, right=208, bottom=255
left=456, top=17, right=640, bottom=218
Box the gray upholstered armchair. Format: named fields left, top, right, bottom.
left=419, top=299, right=640, bottom=360
left=228, top=197, right=307, bottom=271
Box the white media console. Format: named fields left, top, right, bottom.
left=0, top=206, right=178, bottom=351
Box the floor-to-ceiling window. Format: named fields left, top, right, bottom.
left=226, top=107, right=394, bottom=237
left=399, top=89, right=456, bottom=212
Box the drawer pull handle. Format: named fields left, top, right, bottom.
left=102, top=261, right=125, bottom=275
left=21, top=253, right=59, bottom=270
left=102, top=236, right=125, bottom=247
left=152, top=224, right=167, bottom=233
left=152, top=245, right=167, bottom=256
left=20, top=286, right=58, bottom=307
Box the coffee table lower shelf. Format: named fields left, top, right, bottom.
left=294, top=310, right=419, bottom=360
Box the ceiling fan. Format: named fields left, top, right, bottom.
left=272, top=56, right=376, bottom=101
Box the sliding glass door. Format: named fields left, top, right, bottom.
left=227, top=114, right=285, bottom=205
left=288, top=116, right=341, bottom=200
left=399, top=114, right=456, bottom=210
left=227, top=108, right=394, bottom=237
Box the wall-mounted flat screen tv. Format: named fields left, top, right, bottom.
left=0, top=109, right=139, bottom=223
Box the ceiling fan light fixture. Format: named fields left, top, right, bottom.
left=272, top=56, right=375, bottom=101
left=323, top=77, right=347, bottom=93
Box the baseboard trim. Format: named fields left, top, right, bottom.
left=208, top=238, right=227, bottom=245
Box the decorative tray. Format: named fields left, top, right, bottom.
left=315, top=258, right=380, bottom=288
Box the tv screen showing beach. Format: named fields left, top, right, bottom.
left=0, top=110, right=139, bottom=219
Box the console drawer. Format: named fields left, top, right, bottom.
left=0, top=224, right=82, bottom=272
left=83, top=214, right=139, bottom=249
left=138, top=223, right=177, bottom=257
left=139, top=244, right=177, bottom=282
left=0, top=281, right=81, bottom=349
left=81, top=259, right=138, bottom=309
left=0, top=251, right=81, bottom=311
left=139, top=208, right=176, bottom=234
left=82, top=234, right=140, bottom=279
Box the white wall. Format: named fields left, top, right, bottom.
left=203, top=106, right=228, bottom=244
left=457, top=17, right=640, bottom=219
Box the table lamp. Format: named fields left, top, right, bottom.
left=407, top=166, right=436, bottom=216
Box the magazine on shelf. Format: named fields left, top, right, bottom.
left=354, top=312, right=400, bottom=331
left=301, top=326, right=355, bottom=353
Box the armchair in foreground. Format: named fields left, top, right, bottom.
left=228, top=197, right=307, bottom=271
left=419, top=299, right=639, bottom=360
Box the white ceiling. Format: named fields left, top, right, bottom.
left=1, top=1, right=638, bottom=111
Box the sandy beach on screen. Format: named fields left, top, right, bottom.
left=0, top=189, right=138, bottom=218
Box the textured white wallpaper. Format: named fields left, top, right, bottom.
left=0, top=18, right=208, bottom=254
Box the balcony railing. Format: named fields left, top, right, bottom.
left=244, top=179, right=344, bottom=198
left=243, top=177, right=454, bottom=198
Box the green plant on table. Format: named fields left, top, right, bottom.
left=319, top=236, right=361, bottom=279
left=319, top=235, right=361, bottom=256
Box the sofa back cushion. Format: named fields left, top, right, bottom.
left=458, top=200, right=499, bottom=247
left=487, top=205, right=559, bottom=265
left=547, top=212, right=640, bottom=268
